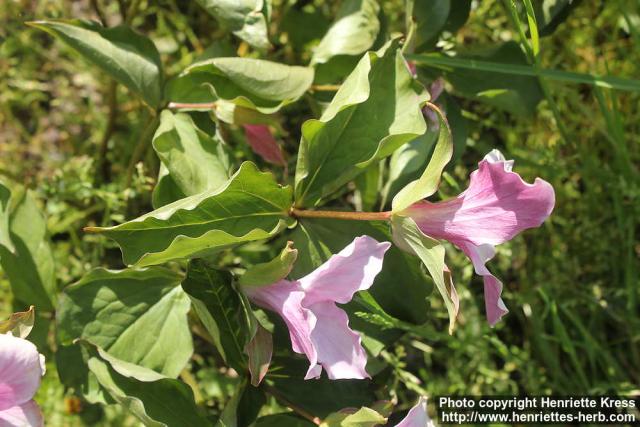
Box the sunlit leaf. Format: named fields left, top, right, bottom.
left=29, top=20, right=164, bottom=107
left=57, top=268, right=192, bottom=377
left=88, top=162, right=294, bottom=266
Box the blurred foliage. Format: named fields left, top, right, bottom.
left=1, top=0, right=639, bottom=425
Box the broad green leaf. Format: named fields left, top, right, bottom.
left=182, top=58, right=314, bottom=113
left=392, top=104, right=453, bottom=212
left=195, top=0, right=271, bottom=50
left=311, top=0, right=380, bottom=65
left=57, top=268, right=193, bottom=377
left=270, top=359, right=376, bottom=419
left=182, top=260, right=254, bottom=372
left=239, top=241, right=297, bottom=287
left=89, top=162, right=294, bottom=266
left=381, top=131, right=437, bottom=208
left=56, top=344, right=112, bottom=405
left=353, top=164, right=381, bottom=211
left=0, top=182, right=56, bottom=310
left=82, top=341, right=212, bottom=427
left=29, top=20, right=163, bottom=108
left=295, top=40, right=428, bottom=207
left=391, top=216, right=458, bottom=333
left=433, top=42, right=543, bottom=115
left=152, top=165, right=187, bottom=209
left=254, top=414, right=315, bottom=427
left=0, top=183, right=14, bottom=252
left=289, top=218, right=431, bottom=325
left=153, top=110, right=230, bottom=197
left=321, top=407, right=387, bottom=427
left=0, top=305, right=35, bottom=338
left=407, top=0, right=450, bottom=51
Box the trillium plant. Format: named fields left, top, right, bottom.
left=0, top=2, right=558, bottom=426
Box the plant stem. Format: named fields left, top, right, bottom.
left=168, top=102, right=216, bottom=110
left=290, top=208, right=391, bottom=221
left=309, top=84, right=341, bottom=92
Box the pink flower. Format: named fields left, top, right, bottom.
left=243, top=236, right=391, bottom=380
left=242, top=124, right=286, bottom=166
left=0, top=334, right=45, bottom=427
left=395, top=397, right=434, bottom=427
left=402, top=150, right=555, bottom=325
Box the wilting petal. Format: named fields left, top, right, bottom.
left=395, top=397, right=434, bottom=427
left=0, top=400, right=43, bottom=427
left=406, top=150, right=554, bottom=246
left=0, top=334, right=44, bottom=410
left=243, top=281, right=318, bottom=373
left=305, top=302, right=369, bottom=380
left=299, top=236, right=391, bottom=306
left=243, top=124, right=286, bottom=166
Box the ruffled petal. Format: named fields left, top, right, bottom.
left=406, top=151, right=555, bottom=246
left=457, top=241, right=509, bottom=326
left=298, top=236, right=391, bottom=306
left=243, top=281, right=318, bottom=374
left=0, top=334, right=44, bottom=410
left=395, top=397, right=434, bottom=427
left=306, top=302, right=369, bottom=380
left=0, top=400, right=44, bottom=427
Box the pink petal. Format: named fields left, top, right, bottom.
left=298, top=236, right=391, bottom=306
left=243, top=281, right=318, bottom=375
left=243, top=124, right=286, bottom=166
left=457, top=241, right=508, bottom=326
left=305, top=302, right=369, bottom=380
left=0, top=335, right=44, bottom=410
left=0, top=400, right=43, bottom=427
left=395, top=397, right=434, bottom=427
left=406, top=151, right=555, bottom=246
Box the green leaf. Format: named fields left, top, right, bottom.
left=320, top=406, right=387, bottom=427
left=408, top=0, right=450, bottom=51
left=353, top=164, right=381, bottom=212
left=195, top=0, right=271, bottom=50
left=153, top=110, right=230, bottom=197
left=239, top=241, right=297, bottom=287
left=289, top=218, right=431, bottom=325
left=182, top=58, right=314, bottom=113
left=381, top=131, right=437, bottom=208
left=270, top=365, right=376, bottom=419
left=152, top=165, right=187, bottom=209
left=392, top=103, right=453, bottom=212
left=82, top=341, right=212, bottom=427
left=0, top=305, right=35, bottom=338
left=0, top=182, right=56, bottom=310
left=57, top=267, right=193, bottom=377
left=295, top=40, right=428, bottom=207
left=391, top=216, right=458, bottom=333
left=253, top=414, right=315, bottom=427
left=89, top=162, right=293, bottom=267
left=0, top=183, right=14, bottom=253
left=311, top=0, right=380, bottom=65
left=28, top=20, right=163, bottom=108
left=181, top=260, right=254, bottom=372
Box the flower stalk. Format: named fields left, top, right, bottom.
left=289, top=208, right=392, bottom=221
